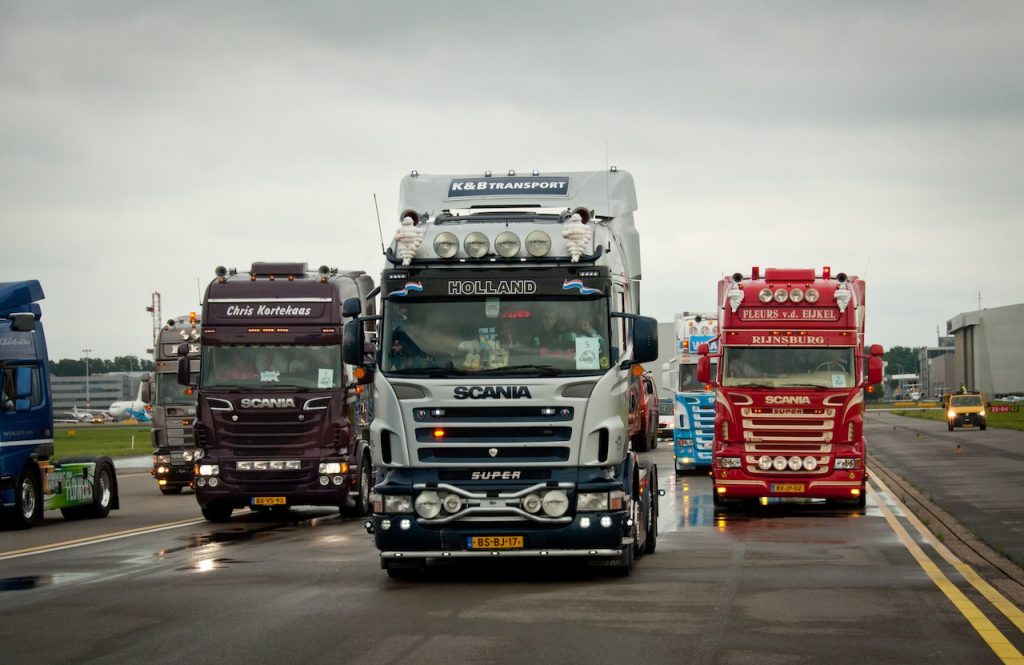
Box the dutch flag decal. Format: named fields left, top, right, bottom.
left=562, top=279, right=601, bottom=295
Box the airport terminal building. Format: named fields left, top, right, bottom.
left=938, top=303, right=1024, bottom=398
left=50, top=372, right=145, bottom=416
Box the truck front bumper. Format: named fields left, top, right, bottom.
left=194, top=474, right=357, bottom=509
left=371, top=511, right=629, bottom=559
left=713, top=468, right=866, bottom=501
left=151, top=463, right=193, bottom=488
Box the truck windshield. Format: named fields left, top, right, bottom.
left=155, top=372, right=196, bottom=406
left=950, top=395, right=983, bottom=407
left=722, top=347, right=855, bottom=389
left=201, top=345, right=342, bottom=390
left=678, top=363, right=715, bottom=392
left=381, top=298, right=610, bottom=376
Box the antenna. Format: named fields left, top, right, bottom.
left=373, top=193, right=386, bottom=256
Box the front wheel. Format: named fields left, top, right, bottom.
left=201, top=502, right=233, bottom=522
left=645, top=468, right=659, bottom=554
left=87, top=463, right=115, bottom=518
left=948, top=423, right=954, bottom=431
left=341, top=455, right=372, bottom=517
left=159, top=485, right=183, bottom=496
left=6, top=468, right=41, bottom=529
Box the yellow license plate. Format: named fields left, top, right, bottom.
left=770, top=483, right=805, bottom=493
left=252, top=496, right=287, bottom=506
left=468, top=536, right=524, bottom=549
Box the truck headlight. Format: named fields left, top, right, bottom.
left=318, top=462, right=348, bottom=474
left=521, top=493, right=542, bottom=514
left=757, top=455, right=772, bottom=470
left=835, top=458, right=860, bottom=470
left=153, top=454, right=171, bottom=464
left=197, top=464, right=219, bottom=477
left=441, top=493, right=463, bottom=514
left=576, top=492, right=609, bottom=512
left=181, top=450, right=195, bottom=462
left=414, top=491, right=442, bottom=518
left=948, top=409, right=956, bottom=419
left=383, top=495, right=413, bottom=514
left=718, top=457, right=742, bottom=469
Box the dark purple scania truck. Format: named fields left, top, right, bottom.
left=180, top=262, right=376, bottom=522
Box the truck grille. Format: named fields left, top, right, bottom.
left=683, top=396, right=715, bottom=448
left=740, top=407, right=836, bottom=443
left=418, top=446, right=571, bottom=463
left=212, top=411, right=324, bottom=452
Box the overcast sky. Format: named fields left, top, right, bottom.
left=3, top=1, right=1022, bottom=361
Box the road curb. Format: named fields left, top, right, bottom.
left=868, top=453, right=1024, bottom=608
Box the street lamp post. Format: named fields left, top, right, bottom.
left=82, top=348, right=92, bottom=408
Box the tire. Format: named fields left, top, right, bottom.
left=632, top=432, right=649, bottom=453
left=341, top=455, right=372, bottom=517
left=981, top=422, right=987, bottom=431
left=201, top=502, right=233, bottom=522
left=159, top=485, right=183, bottom=495
left=645, top=468, right=658, bottom=554
left=948, top=423, right=954, bottom=431
left=611, top=544, right=634, bottom=576
left=86, top=463, right=115, bottom=519
left=647, top=425, right=657, bottom=451
left=384, top=560, right=425, bottom=579
left=6, top=467, right=41, bottom=529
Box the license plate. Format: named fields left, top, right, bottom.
left=467, top=536, right=524, bottom=549
left=251, top=496, right=287, bottom=506
left=770, top=483, right=805, bottom=493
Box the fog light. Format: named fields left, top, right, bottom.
left=600, top=516, right=613, bottom=528
left=773, top=456, right=788, bottom=471
left=521, top=494, right=542, bottom=513
left=851, top=488, right=861, bottom=497
left=463, top=232, right=489, bottom=258
left=332, top=475, right=343, bottom=485
left=719, top=457, right=741, bottom=469
left=414, top=491, right=442, bottom=519
left=400, top=519, right=411, bottom=530
left=525, top=230, right=552, bottom=257
left=788, top=456, right=802, bottom=471
left=433, top=231, right=459, bottom=258
left=208, top=478, right=219, bottom=488
left=541, top=490, right=569, bottom=517
left=579, top=516, right=591, bottom=528
left=319, top=476, right=330, bottom=486
left=803, top=456, right=818, bottom=471
left=157, top=465, right=169, bottom=474
left=380, top=519, right=392, bottom=530
left=757, top=455, right=772, bottom=470
left=196, top=477, right=206, bottom=487
left=495, top=231, right=521, bottom=257
left=442, top=494, right=462, bottom=513
left=158, top=479, right=167, bottom=486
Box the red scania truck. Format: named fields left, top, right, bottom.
left=697, top=267, right=883, bottom=508
left=179, top=262, right=376, bottom=522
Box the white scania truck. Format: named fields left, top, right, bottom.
left=344, top=169, right=660, bottom=576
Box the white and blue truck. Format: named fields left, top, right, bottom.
left=1, top=280, right=119, bottom=528
left=671, top=312, right=718, bottom=474
left=345, top=169, right=661, bottom=576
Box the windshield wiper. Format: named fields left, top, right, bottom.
left=478, top=364, right=562, bottom=376
left=786, top=383, right=832, bottom=390
left=727, top=383, right=776, bottom=390
left=389, top=367, right=471, bottom=377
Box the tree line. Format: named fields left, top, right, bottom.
left=49, top=356, right=155, bottom=377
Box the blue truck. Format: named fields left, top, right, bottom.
left=671, top=312, right=718, bottom=474
left=1, top=281, right=119, bottom=529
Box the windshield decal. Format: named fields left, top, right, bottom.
left=389, top=282, right=423, bottom=297
left=562, top=279, right=602, bottom=296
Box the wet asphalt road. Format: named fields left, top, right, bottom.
left=1, top=416, right=1023, bottom=665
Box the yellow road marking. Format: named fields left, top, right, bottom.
left=0, top=517, right=205, bottom=561
left=871, top=474, right=1024, bottom=634
left=869, top=484, right=1024, bottom=663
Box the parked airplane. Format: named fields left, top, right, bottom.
left=107, top=380, right=151, bottom=422
left=61, top=406, right=111, bottom=423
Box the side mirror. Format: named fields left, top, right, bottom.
left=176, top=355, right=192, bottom=387
left=868, top=356, right=883, bottom=385
left=630, top=316, right=659, bottom=363
left=139, top=374, right=152, bottom=403
left=697, top=356, right=711, bottom=384
left=870, top=343, right=884, bottom=357
left=343, top=320, right=366, bottom=367
left=9, top=313, right=36, bottom=332
left=342, top=297, right=362, bottom=318
left=697, top=343, right=710, bottom=356
left=14, top=366, right=33, bottom=399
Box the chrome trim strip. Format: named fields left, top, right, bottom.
left=380, top=548, right=623, bottom=559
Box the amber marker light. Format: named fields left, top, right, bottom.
left=353, top=367, right=367, bottom=381
left=631, top=364, right=644, bottom=377
left=185, top=387, right=194, bottom=396
left=433, top=429, right=445, bottom=439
